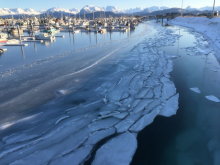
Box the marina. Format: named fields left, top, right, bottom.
left=0, top=15, right=142, bottom=54
left=0, top=1, right=220, bottom=165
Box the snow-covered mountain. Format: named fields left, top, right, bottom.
left=0, top=8, right=40, bottom=15
left=199, top=6, right=213, bottom=11
left=148, top=6, right=169, bottom=12
left=185, top=6, right=198, bottom=11
left=105, top=6, right=125, bottom=13
left=124, top=7, right=144, bottom=13
left=1, top=5, right=218, bottom=16
left=47, top=7, right=79, bottom=14
left=148, top=6, right=160, bottom=11
left=80, top=5, right=104, bottom=14
left=199, top=6, right=220, bottom=11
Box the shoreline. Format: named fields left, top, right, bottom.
left=169, top=17, right=220, bottom=61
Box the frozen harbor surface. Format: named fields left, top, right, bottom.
left=0, top=22, right=181, bottom=164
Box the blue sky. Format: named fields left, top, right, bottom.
left=2, top=0, right=219, bottom=10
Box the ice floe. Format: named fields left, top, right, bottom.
left=190, top=87, right=201, bottom=94
left=92, top=132, right=137, bottom=165
left=205, top=95, right=220, bottom=102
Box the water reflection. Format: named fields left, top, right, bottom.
left=34, top=42, right=37, bottom=52
left=21, top=46, right=25, bottom=59
left=0, top=23, right=147, bottom=72
left=68, top=32, right=71, bottom=43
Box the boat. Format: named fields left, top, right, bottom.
left=0, top=33, right=8, bottom=43
left=9, top=27, right=23, bottom=35
left=35, top=33, right=55, bottom=40
left=43, top=26, right=56, bottom=33
left=73, top=30, right=80, bottom=33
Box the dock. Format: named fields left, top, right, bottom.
left=21, top=40, right=43, bottom=43
left=1, top=43, right=28, bottom=46
left=54, top=35, right=65, bottom=38
left=8, top=36, right=35, bottom=40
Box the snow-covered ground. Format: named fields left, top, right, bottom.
left=0, top=22, right=181, bottom=164
left=170, top=17, right=220, bottom=60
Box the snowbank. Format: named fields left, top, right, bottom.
left=170, top=17, right=220, bottom=60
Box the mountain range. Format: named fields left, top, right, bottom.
left=0, top=5, right=218, bottom=16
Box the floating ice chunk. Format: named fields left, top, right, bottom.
left=190, top=87, right=201, bottom=94
left=133, top=99, right=154, bottom=113
left=85, top=128, right=115, bottom=145
left=98, top=111, right=120, bottom=119
left=92, top=132, right=137, bottom=165
left=153, top=85, right=162, bottom=99
left=162, top=81, right=176, bottom=99
left=129, top=106, right=161, bottom=132
left=115, top=111, right=142, bottom=133
left=130, top=99, right=141, bottom=109
left=99, top=103, right=118, bottom=113
left=50, top=145, right=93, bottom=165
left=129, top=74, right=144, bottom=93
left=144, top=89, right=154, bottom=98
left=205, top=95, right=220, bottom=102
left=152, top=67, right=163, bottom=77
left=88, top=118, right=120, bottom=132
left=159, top=94, right=179, bottom=117
left=113, top=112, right=128, bottom=119
left=120, top=91, right=130, bottom=100
left=142, top=99, right=161, bottom=115
left=160, top=76, right=170, bottom=83
left=135, top=88, right=150, bottom=99
left=106, top=73, right=137, bottom=102
left=144, top=77, right=159, bottom=87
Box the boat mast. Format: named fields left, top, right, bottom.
left=181, top=0, right=183, bottom=16
left=213, top=0, right=216, bottom=18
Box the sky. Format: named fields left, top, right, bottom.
left=1, top=0, right=219, bottom=10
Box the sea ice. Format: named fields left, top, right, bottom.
left=162, top=81, right=176, bottom=99
left=190, top=87, right=201, bottom=94
left=115, top=111, right=142, bottom=133
left=133, top=99, right=154, bottom=113
left=113, top=112, right=128, bottom=119
left=129, top=106, right=161, bottom=132
left=92, top=132, right=137, bottom=165
left=88, top=118, right=120, bottom=132
left=50, top=145, right=93, bottom=165
left=205, top=95, right=220, bottom=102
left=159, top=94, right=179, bottom=117
left=85, top=128, right=116, bottom=145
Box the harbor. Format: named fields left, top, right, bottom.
left=0, top=15, right=142, bottom=53
left=0, top=1, right=220, bottom=165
